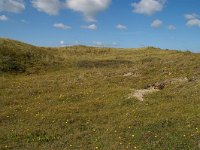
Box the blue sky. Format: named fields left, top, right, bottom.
left=0, top=0, right=200, bottom=52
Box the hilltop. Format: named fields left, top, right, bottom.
left=0, top=38, right=200, bottom=149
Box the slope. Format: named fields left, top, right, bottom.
left=0, top=39, right=200, bottom=150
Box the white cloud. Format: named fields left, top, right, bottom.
left=151, top=19, right=162, bottom=28
left=116, top=24, right=127, bottom=30
left=0, top=15, right=8, bottom=21
left=32, top=0, right=62, bottom=15
left=187, top=19, right=200, bottom=27
left=31, top=0, right=111, bottom=21
left=0, top=0, right=25, bottom=13
left=168, top=25, right=176, bottom=30
left=60, top=40, right=64, bottom=45
left=185, top=13, right=198, bottom=20
left=66, top=0, right=112, bottom=22
left=81, top=24, right=97, bottom=30
left=132, top=0, right=166, bottom=15
left=54, top=23, right=71, bottom=30
left=185, top=13, right=200, bottom=28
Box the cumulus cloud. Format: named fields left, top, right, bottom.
left=168, top=25, right=176, bottom=30
left=32, top=0, right=63, bottom=15
left=60, top=40, right=64, bottom=44
left=0, top=15, right=8, bottom=21
left=81, top=24, right=97, bottom=30
left=185, top=13, right=198, bottom=20
left=132, top=0, right=166, bottom=15
left=59, top=40, right=66, bottom=47
left=60, top=41, right=65, bottom=46
left=0, top=0, right=25, bottom=13
left=66, top=0, right=112, bottom=22
left=185, top=13, right=200, bottom=28
left=151, top=19, right=162, bottom=28
left=116, top=24, right=127, bottom=30
left=54, top=23, right=71, bottom=30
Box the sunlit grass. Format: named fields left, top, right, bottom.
left=0, top=38, right=200, bottom=149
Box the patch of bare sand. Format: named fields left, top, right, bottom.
left=128, top=87, right=159, bottom=101
left=128, top=77, right=190, bottom=101
left=123, top=72, right=133, bottom=77
left=123, top=72, right=139, bottom=77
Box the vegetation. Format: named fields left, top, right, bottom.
left=0, top=38, right=200, bottom=149
left=0, top=38, right=63, bottom=73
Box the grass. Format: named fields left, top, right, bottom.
left=0, top=38, right=200, bottom=149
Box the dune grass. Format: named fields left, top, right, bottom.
left=0, top=38, right=200, bottom=149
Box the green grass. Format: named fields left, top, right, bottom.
left=0, top=38, right=200, bottom=149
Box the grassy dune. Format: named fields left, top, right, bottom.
left=0, top=38, right=200, bottom=149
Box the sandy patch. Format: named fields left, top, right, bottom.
left=123, top=72, right=133, bottom=77
left=128, top=77, right=189, bottom=101
left=128, top=87, right=159, bottom=101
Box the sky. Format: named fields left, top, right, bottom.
left=0, top=0, right=200, bottom=52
